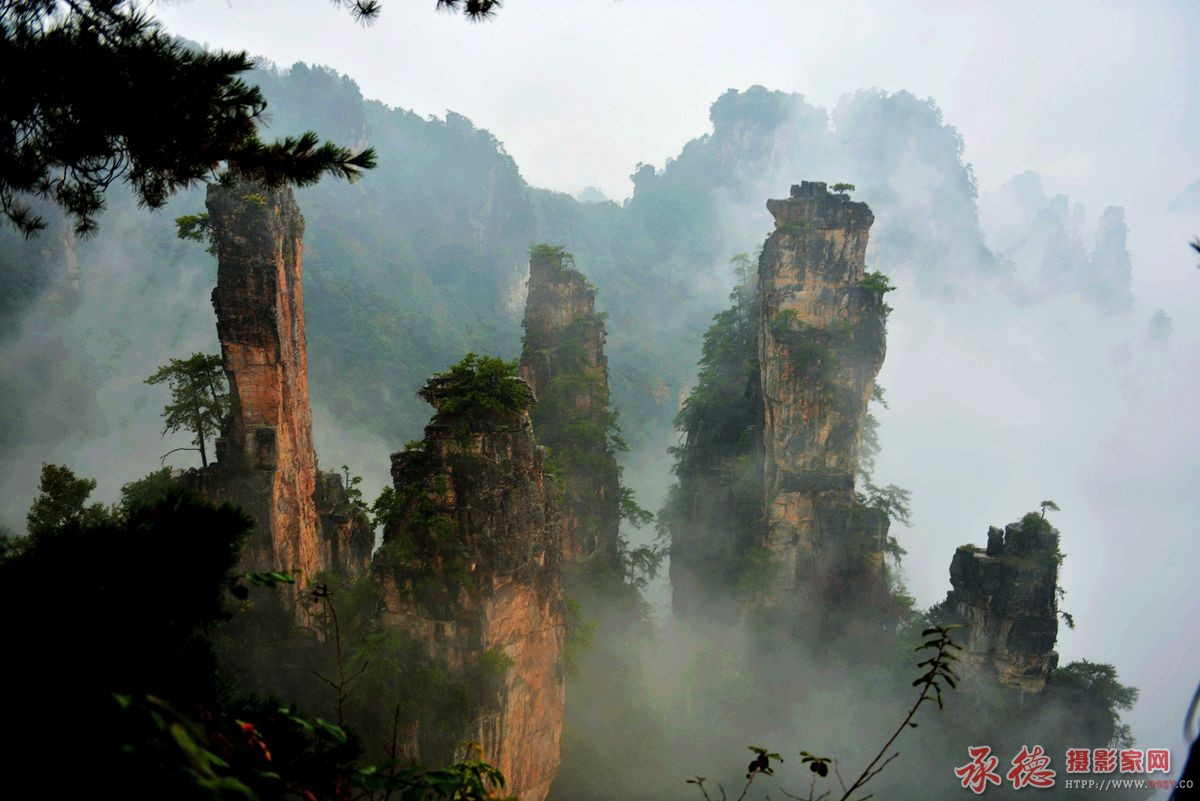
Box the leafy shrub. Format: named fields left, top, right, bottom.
left=428, top=353, right=532, bottom=419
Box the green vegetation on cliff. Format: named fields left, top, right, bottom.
left=660, top=254, right=763, bottom=615
left=427, top=352, right=533, bottom=420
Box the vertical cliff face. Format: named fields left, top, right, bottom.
left=373, top=373, right=564, bottom=801
left=940, top=517, right=1061, bottom=692
left=519, top=246, right=620, bottom=566
left=195, top=182, right=372, bottom=599
left=757, top=181, right=888, bottom=605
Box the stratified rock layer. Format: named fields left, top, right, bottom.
left=942, top=519, right=1061, bottom=692
left=193, top=183, right=372, bottom=608
left=519, top=246, right=620, bottom=566
left=374, top=378, right=565, bottom=801
left=757, top=181, right=888, bottom=603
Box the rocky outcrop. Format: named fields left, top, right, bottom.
left=191, top=183, right=372, bottom=612
left=519, top=245, right=620, bottom=566
left=757, top=181, right=888, bottom=605
left=940, top=517, right=1061, bottom=692
left=374, top=372, right=565, bottom=801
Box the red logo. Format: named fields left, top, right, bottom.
left=1120, top=749, right=1145, bottom=773
left=1093, top=748, right=1117, bottom=773
left=1146, top=749, right=1170, bottom=774
left=1065, top=748, right=1090, bottom=774
left=1007, top=745, right=1056, bottom=789
left=955, top=746, right=1002, bottom=795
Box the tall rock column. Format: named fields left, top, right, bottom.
left=757, top=181, right=888, bottom=605
left=196, top=183, right=372, bottom=601
left=519, top=245, right=621, bottom=566
left=373, top=370, right=565, bottom=801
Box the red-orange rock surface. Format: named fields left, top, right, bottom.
left=191, top=183, right=371, bottom=616
left=374, top=376, right=565, bottom=801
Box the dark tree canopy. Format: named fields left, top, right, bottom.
left=0, top=0, right=502, bottom=238
left=25, top=461, right=108, bottom=539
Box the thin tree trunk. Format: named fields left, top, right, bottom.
left=193, top=393, right=208, bottom=467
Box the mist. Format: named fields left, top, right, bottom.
left=2, top=2, right=1197, bottom=799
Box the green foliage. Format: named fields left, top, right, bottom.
left=859, top=270, right=896, bottom=317
left=118, top=467, right=179, bottom=518
left=429, top=353, right=532, bottom=419
left=1017, top=510, right=1066, bottom=565
left=674, top=261, right=758, bottom=435
left=616, top=538, right=666, bottom=589
left=659, top=262, right=767, bottom=612
left=776, top=219, right=812, bottom=236
left=174, top=212, right=216, bottom=255
left=1056, top=661, right=1137, bottom=709
left=1020, top=510, right=1051, bottom=533
left=832, top=182, right=856, bottom=194
left=146, top=352, right=230, bottom=467
left=1, top=2, right=377, bottom=237
left=1039, top=499, right=1061, bottom=517
left=341, top=464, right=369, bottom=515
left=857, top=383, right=913, bottom=567
left=1, top=484, right=255, bottom=790
left=535, top=368, right=625, bottom=474
left=859, top=408, right=881, bottom=482
left=769, top=307, right=803, bottom=336
left=1050, top=660, right=1139, bottom=748
left=4, top=464, right=512, bottom=797
left=369, top=484, right=404, bottom=535
left=25, top=462, right=109, bottom=540
left=729, top=252, right=755, bottom=289
left=370, top=478, right=476, bottom=604
left=301, top=573, right=514, bottom=760
left=859, top=482, right=913, bottom=528
left=1056, top=585, right=1076, bottom=630
left=530, top=242, right=568, bottom=261
left=523, top=289, right=653, bottom=560
left=619, top=486, right=654, bottom=528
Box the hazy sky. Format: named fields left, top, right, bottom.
left=155, top=0, right=1198, bottom=206
left=145, top=0, right=1200, bottom=776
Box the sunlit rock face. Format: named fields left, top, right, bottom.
left=757, top=181, right=888, bottom=606
left=942, top=520, right=1061, bottom=693
left=374, top=378, right=565, bottom=801
left=190, top=182, right=372, bottom=614
left=519, top=247, right=620, bottom=566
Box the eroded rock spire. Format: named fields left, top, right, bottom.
left=757, top=181, right=889, bottom=607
